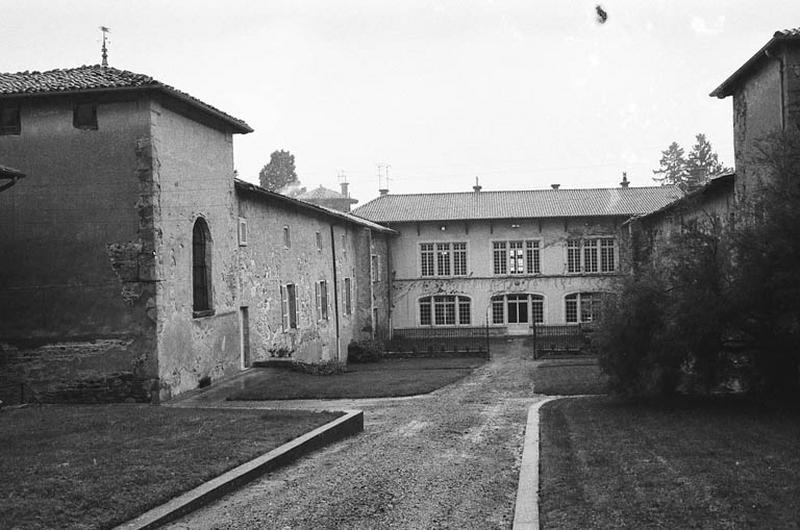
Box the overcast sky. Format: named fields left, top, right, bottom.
left=4, top=1, right=799, bottom=203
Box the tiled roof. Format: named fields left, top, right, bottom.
left=234, top=179, right=395, bottom=234
left=711, top=29, right=800, bottom=98
left=298, top=185, right=358, bottom=203
left=0, top=66, right=252, bottom=133
left=353, top=186, right=683, bottom=223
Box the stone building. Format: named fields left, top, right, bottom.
left=0, top=66, right=391, bottom=402
left=353, top=183, right=680, bottom=336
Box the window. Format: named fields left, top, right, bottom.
left=281, top=283, right=298, bottom=330
left=341, top=233, right=347, bottom=254
left=192, top=218, right=213, bottom=315
left=0, top=105, right=20, bottom=135
left=315, top=280, right=328, bottom=320
left=493, top=242, right=507, bottom=274
left=494, top=240, right=540, bottom=275
left=343, top=278, right=352, bottom=316
left=526, top=241, right=540, bottom=274
left=419, top=295, right=471, bottom=326
left=567, top=238, right=616, bottom=273
left=238, top=217, right=248, bottom=246
left=420, top=242, right=467, bottom=276
left=491, top=294, right=544, bottom=325
left=420, top=243, right=435, bottom=276
left=453, top=243, right=467, bottom=275
left=315, top=231, right=322, bottom=251
left=73, top=103, right=98, bottom=130
left=371, top=254, right=381, bottom=282
left=283, top=226, right=291, bottom=249
left=565, top=292, right=603, bottom=323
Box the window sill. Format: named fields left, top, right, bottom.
left=193, top=309, right=216, bottom=319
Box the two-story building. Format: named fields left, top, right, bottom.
left=354, top=182, right=681, bottom=336
left=0, top=66, right=392, bottom=402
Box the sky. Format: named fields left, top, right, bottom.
left=3, top=1, right=799, bottom=204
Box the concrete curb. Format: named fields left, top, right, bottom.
left=115, top=409, right=364, bottom=530
left=512, top=397, right=559, bottom=530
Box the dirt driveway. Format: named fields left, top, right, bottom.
left=166, top=341, right=546, bottom=530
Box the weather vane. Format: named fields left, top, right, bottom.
left=100, top=26, right=110, bottom=67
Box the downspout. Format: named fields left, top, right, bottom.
left=368, top=228, right=376, bottom=340
left=329, top=224, right=341, bottom=360
left=385, top=231, right=393, bottom=340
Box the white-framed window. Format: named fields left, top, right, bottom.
left=567, top=238, right=616, bottom=273
left=419, top=295, right=471, bottom=326
left=565, top=292, right=603, bottom=323
left=420, top=242, right=467, bottom=277
left=343, top=277, right=352, bottom=316
left=491, top=294, right=544, bottom=325
left=315, top=231, right=322, bottom=251
left=283, top=226, right=291, bottom=249
left=494, top=240, right=541, bottom=275
left=280, top=283, right=298, bottom=330
left=238, top=217, right=248, bottom=246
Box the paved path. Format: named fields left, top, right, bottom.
left=166, top=342, right=547, bottom=530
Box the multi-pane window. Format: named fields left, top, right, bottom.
left=526, top=241, right=540, bottom=274
left=453, top=243, right=467, bottom=276
left=565, top=292, right=603, bottom=323
left=437, top=243, right=451, bottom=276
left=567, top=238, right=616, bottom=273
left=281, top=283, right=298, bottom=330
left=420, top=242, right=467, bottom=276
left=494, top=240, right=541, bottom=275
left=420, top=243, right=435, bottom=276
left=343, top=278, right=352, bottom=316
left=493, top=242, right=507, bottom=274
left=491, top=294, right=544, bottom=325
left=192, top=218, right=212, bottom=314
left=419, top=295, right=471, bottom=326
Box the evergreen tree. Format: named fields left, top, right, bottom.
left=652, top=142, right=688, bottom=188
left=685, top=134, right=731, bottom=191
left=259, top=150, right=299, bottom=192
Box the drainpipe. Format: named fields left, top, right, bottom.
left=329, top=224, right=341, bottom=360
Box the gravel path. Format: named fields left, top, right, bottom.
left=166, top=341, right=545, bottom=530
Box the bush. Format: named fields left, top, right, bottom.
left=289, top=360, right=346, bottom=376
left=347, top=339, right=384, bottom=363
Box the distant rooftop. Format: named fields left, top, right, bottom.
left=298, top=185, right=355, bottom=202
left=711, top=28, right=800, bottom=98
left=353, top=185, right=683, bottom=223
left=0, top=65, right=252, bottom=133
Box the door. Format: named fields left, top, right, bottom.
left=506, top=294, right=530, bottom=335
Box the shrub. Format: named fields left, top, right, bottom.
left=289, top=360, right=346, bottom=376
left=347, top=339, right=384, bottom=363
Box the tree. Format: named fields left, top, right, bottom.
left=259, top=150, right=298, bottom=192
left=653, top=135, right=731, bottom=192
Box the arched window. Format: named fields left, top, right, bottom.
left=491, top=294, right=544, bottom=325
left=565, top=292, right=603, bottom=323
left=419, top=295, right=471, bottom=326
left=192, top=218, right=213, bottom=314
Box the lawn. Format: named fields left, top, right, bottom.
left=531, top=358, right=608, bottom=395
left=539, top=396, right=800, bottom=529
left=0, top=405, right=342, bottom=530
left=229, top=357, right=486, bottom=400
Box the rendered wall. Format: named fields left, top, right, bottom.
left=150, top=101, right=241, bottom=401
left=0, top=95, right=158, bottom=401
left=388, top=217, right=622, bottom=329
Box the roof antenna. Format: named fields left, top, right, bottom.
left=100, top=26, right=111, bottom=67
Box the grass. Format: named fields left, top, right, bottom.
left=532, top=357, right=608, bottom=395
left=0, top=405, right=342, bottom=530
left=539, top=396, right=800, bottom=529
left=229, top=357, right=486, bottom=400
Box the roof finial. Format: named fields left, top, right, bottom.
left=100, top=26, right=110, bottom=67
left=473, top=176, right=482, bottom=192
left=620, top=171, right=629, bottom=188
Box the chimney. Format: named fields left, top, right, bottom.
left=379, top=188, right=389, bottom=196
left=340, top=181, right=350, bottom=197
left=551, top=184, right=560, bottom=190
left=620, top=172, right=629, bottom=188
left=473, top=176, right=482, bottom=193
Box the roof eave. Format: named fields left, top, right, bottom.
left=710, top=33, right=799, bottom=98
